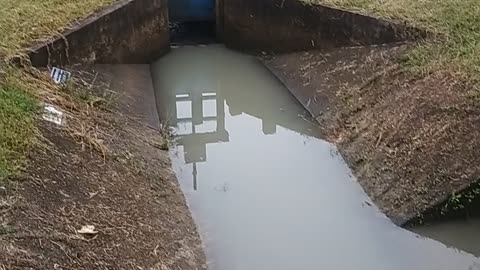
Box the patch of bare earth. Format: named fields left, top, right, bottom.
left=264, top=44, right=480, bottom=225
left=0, top=69, right=206, bottom=269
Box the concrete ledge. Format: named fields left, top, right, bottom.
left=28, top=0, right=170, bottom=67
left=84, top=65, right=162, bottom=129
left=221, top=0, right=425, bottom=53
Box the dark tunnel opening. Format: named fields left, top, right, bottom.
left=169, top=0, right=217, bottom=45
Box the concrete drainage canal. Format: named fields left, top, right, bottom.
left=26, top=0, right=480, bottom=268
left=151, top=44, right=480, bottom=269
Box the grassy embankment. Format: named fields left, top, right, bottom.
left=302, top=0, right=480, bottom=219
left=304, top=0, right=480, bottom=80
left=0, top=0, right=114, bottom=182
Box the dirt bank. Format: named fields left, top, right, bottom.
left=0, top=66, right=206, bottom=269
left=263, top=44, right=480, bottom=225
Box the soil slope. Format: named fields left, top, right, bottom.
left=0, top=66, right=207, bottom=269
left=264, top=44, right=480, bottom=225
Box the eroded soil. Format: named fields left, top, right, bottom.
left=0, top=66, right=206, bottom=269
left=264, top=44, right=480, bottom=225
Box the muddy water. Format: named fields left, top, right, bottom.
left=151, top=45, right=480, bottom=270
left=412, top=219, right=480, bottom=257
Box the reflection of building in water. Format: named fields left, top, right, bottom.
left=225, top=89, right=320, bottom=139
left=159, top=47, right=322, bottom=192
left=171, top=91, right=229, bottom=190
left=170, top=84, right=322, bottom=191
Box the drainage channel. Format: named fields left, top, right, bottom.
left=150, top=44, right=480, bottom=269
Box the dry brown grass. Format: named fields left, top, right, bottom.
left=304, top=0, right=480, bottom=80
left=0, top=0, right=117, bottom=181
left=0, top=0, right=115, bottom=57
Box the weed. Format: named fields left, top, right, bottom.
left=0, top=71, right=38, bottom=182
left=441, top=182, right=480, bottom=216
left=444, top=193, right=464, bottom=212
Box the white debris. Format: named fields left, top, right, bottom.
left=77, top=225, right=99, bottom=235
left=42, top=103, right=64, bottom=126
left=50, top=67, right=72, bottom=84
left=58, top=190, right=71, bottom=198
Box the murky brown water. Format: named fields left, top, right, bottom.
left=151, top=45, right=480, bottom=270
left=412, top=219, right=480, bottom=257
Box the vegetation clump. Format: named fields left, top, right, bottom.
left=0, top=0, right=115, bottom=181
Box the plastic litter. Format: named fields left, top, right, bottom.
left=50, top=67, right=71, bottom=84
left=42, top=103, right=64, bottom=126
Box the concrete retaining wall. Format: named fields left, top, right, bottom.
left=25, top=0, right=425, bottom=65
left=28, top=0, right=170, bottom=67
left=220, top=0, right=424, bottom=53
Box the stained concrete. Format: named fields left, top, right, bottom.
left=220, top=0, right=425, bottom=53
left=81, top=65, right=161, bottom=129
left=24, top=0, right=426, bottom=67
left=28, top=0, right=170, bottom=67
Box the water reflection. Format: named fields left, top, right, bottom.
left=155, top=46, right=319, bottom=191
left=170, top=91, right=228, bottom=190
left=151, top=45, right=480, bottom=270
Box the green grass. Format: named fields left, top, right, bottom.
left=304, top=0, right=480, bottom=79
left=0, top=0, right=116, bottom=181
left=0, top=73, right=37, bottom=182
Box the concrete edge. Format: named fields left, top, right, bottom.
left=25, top=0, right=170, bottom=67
left=221, top=0, right=427, bottom=53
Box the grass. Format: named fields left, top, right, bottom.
left=0, top=0, right=115, bottom=57
left=304, top=0, right=480, bottom=79
left=0, top=70, right=37, bottom=182
left=0, top=0, right=116, bottom=182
